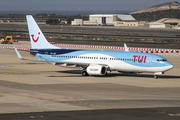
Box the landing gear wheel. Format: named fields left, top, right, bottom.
left=154, top=75, right=158, bottom=79
left=82, top=71, right=89, bottom=76
left=104, top=72, right=107, bottom=76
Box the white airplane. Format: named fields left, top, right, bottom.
left=15, top=15, right=173, bottom=79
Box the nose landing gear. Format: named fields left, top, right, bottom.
left=154, top=72, right=164, bottom=79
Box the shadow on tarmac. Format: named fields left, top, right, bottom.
left=0, top=107, right=180, bottom=120
left=47, top=70, right=180, bottom=79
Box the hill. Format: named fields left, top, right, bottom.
left=130, top=1, right=180, bottom=21
left=131, top=9, right=180, bottom=21
left=130, top=1, right=180, bottom=14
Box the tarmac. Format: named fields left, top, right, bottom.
left=0, top=43, right=180, bottom=120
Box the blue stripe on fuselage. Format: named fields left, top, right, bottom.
left=30, top=49, right=80, bottom=55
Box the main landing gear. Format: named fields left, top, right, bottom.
left=154, top=75, right=158, bottom=79
left=82, top=71, right=89, bottom=76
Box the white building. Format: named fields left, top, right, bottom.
left=71, top=19, right=83, bottom=26
left=150, top=22, right=166, bottom=28
left=145, top=22, right=166, bottom=28
left=89, top=14, right=136, bottom=25
left=89, top=14, right=116, bottom=25
left=71, top=14, right=138, bottom=26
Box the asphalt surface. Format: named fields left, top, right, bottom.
left=1, top=29, right=180, bottom=40
left=0, top=25, right=180, bottom=120
left=16, top=37, right=180, bottom=49
left=1, top=23, right=180, bottom=35
left=1, top=24, right=180, bottom=49
left=0, top=47, right=180, bottom=120
left=1, top=107, right=180, bottom=120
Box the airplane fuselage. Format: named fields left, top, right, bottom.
left=30, top=49, right=173, bottom=73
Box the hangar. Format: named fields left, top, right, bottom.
left=156, top=18, right=180, bottom=28
left=89, top=14, right=136, bottom=24
left=71, top=14, right=138, bottom=26
left=144, top=18, right=180, bottom=28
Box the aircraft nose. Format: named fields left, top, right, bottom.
left=169, top=65, right=173, bottom=69
left=165, top=62, right=173, bottom=70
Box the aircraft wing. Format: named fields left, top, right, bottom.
left=53, top=62, right=89, bottom=68
left=53, top=62, right=108, bottom=68
left=14, top=47, right=87, bottom=64
left=14, top=47, right=109, bottom=68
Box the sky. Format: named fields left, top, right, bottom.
left=0, top=0, right=179, bottom=14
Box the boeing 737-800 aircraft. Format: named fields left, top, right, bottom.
left=15, top=15, right=173, bottom=79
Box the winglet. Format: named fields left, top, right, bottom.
left=14, top=47, right=24, bottom=60
left=124, top=43, right=129, bottom=52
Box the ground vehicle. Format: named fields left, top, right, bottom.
left=1, top=36, right=15, bottom=44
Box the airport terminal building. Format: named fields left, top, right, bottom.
left=71, top=14, right=138, bottom=27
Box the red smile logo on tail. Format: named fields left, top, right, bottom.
left=31, top=32, right=40, bottom=42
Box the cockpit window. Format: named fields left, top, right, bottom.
left=157, top=59, right=167, bottom=62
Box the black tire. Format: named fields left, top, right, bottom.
left=82, top=71, right=86, bottom=76
left=82, top=71, right=89, bottom=76
left=104, top=72, right=107, bottom=76
left=154, top=75, right=158, bottom=79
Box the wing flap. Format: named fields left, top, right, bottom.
left=15, top=47, right=110, bottom=69
left=54, top=62, right=89, bottom=68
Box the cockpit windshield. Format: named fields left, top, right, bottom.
left=157, top=59, right=167, bottom=62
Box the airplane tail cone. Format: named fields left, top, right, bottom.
left=26, top=15, right=60, bottom=49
